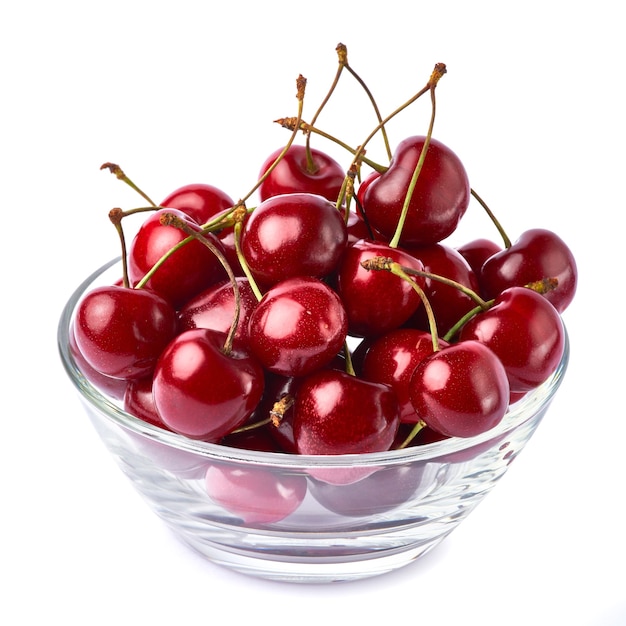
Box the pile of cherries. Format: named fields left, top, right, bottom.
left=71, top=50, right=577, bottom=463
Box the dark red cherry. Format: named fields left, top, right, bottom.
left=257, top=144, right=346, bottom=202
left=160, top=183, right=235, bottom=225
left=293, top=369, right=400, bottom=456
left=69, top=323, right=127, bottom=400
left=409, top=341, right=510, bottom=438
left=205, top=462, right=307, bottom=524
left=456, top=238, right=502, bottom=279
left=124, top=376, right=167, bottom=428
left=177, top=277, right=258, bottom=349
left=74, top=284, right=177, bottom=380
left=408, top=243, right=481, bottom=337
left=335, top=239, right=425, bottom=338
left=241, top=193, right=348, bottom=287
left=152, top=328, right=265, bottom=441
left=247, top=276, right=348, bottom=377
left=127, top=208, right=227, bottom=309
left=362, top=136, right=470, bottom=246
left=360, top=328, right=447, bottom=423
left=458, top=286, right=565, bottom=393
left=480, top=228, right=577, bottom=313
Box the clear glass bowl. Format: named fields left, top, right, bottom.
left=58, top=257, right=569, bottom=583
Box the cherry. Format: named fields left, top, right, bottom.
left=293, top=369, right=400, bottom=456
left=456, top=238, right=502, bottom=282
left=247, top=276, right=348, bottom=377
left=205, top=462, right=307, bottom=524
left=257, top=144, right=346, bottom=202
left=240, top=192, right=348, bottom=287
left=458, top=286, right=565, bottom=393
left=408, top=243, right=482, bottom=337
left=480, top=228, right=577, bottom=313
left=409, top=340, right=510, bottom=438
left=177, top=277, right=258, bottom=349
left=127, top=208, right=227, bottom=309
left=309, top=462, right=427, bottom=517
left=334, top=238, right=425, bottom=338
left=74, top=284, right=178, bottom=380
left=360, top=328, right=447, bottom=423
left=160, top=183, right=235, bottom=226
left=361, top=136, right=470, bottom=246
left=68, top=323, right=127, bottom=400
left=152, top=328, right=265, bottom=441
left=124, top=376, right=166, bottom=428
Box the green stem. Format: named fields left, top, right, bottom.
left=395, top=420, right=428, bottom=450
left=470, top=188, right=512, bottom=249
left=100, top=162, right=157, bottom=207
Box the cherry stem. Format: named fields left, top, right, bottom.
left=361, top=256, right=440, bottom=353
left=336, top=42, right=392, bottom=161
left=108, top=208, right=130, bottom=288
left=244, top=75, right=308, bottom=206
left=470, top=188, right=512, bottom=249
left=100, top=162, right=157, bottom=207
left=233, top=216, right=264, bottom=302
left=395, top=420, right=428, bottom=450
left=389, top=64, right=445, bottom=249
left=157, top=212, right=242, bottom=356
left=443, top=301, right=494, bottom=343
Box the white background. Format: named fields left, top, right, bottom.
left=2, top=1, right=624, bottom=624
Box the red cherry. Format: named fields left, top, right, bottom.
left=362, top=136, right=470, bottom=246
left=257, top=144, right=345, bottom=202
left=409, top=341, right=510, bottom=438
left=360, top=328, right=447, bottom=423
left=293, top=369, right=400, bottom=456
left=241, top=193, right=348, bottom=287
left=335, top=239, right=425, bottom=338
left=247, top=276, right=348, bottom=377
left=74, top=284, right=178, bottom=380
left=152, top=328, right=265, bottom=441
left=408, top=243, right=481, bottom=337
left=124, top=376, right=167, bottom=428
left=68, top=323, right=127, bottom=400
left=177, top=277, right=258, bottom=349
left=480, top=228, right=578, bottom=313
left=160, top=183, right=234, bottom=225
left=456, top=238, right=502, bottom=279
left=205, top=462, right=307, bottom=524
left=128, top=208, right=227, bottom=309
left=458, top=286, right=565, bottom=393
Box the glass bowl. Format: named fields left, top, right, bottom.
left=58, top=257, right=569, bottom=583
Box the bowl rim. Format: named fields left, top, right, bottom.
left=58, top=256, right=570, bottom=469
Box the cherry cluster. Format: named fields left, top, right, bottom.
left=71, top=47, right=577, bottom=464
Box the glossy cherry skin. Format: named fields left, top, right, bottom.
left=160, top=183, right=235, bottom=225
left=480, top=228, right=577, bottom=313
left=124, top=376, right=167, bottom=428
left=152, top=328, right=265, bottom=441
left=360, top=328, right=447, bottom=424
left=293, top=369, right=400, bottom=456
left=334, top=239, right=425, bottom=338
left=177, top=277, right=258, bottom=349
left=362, top=136, right=470, bottom=246
left=247, top=276, right=348, bottom=377
left=408, top=243, right=481, bottom=337
left=409, top=341, right=510, bottom=438
left=127, top=208, right=227, bottom=309
left=458, top=286, right=565, bottom=393
left=74, top=285, right=178, bottom=380
left=205, top=462, right=307, bottom=524
left=69, top=323, right=128, bottom=400
left=257, top=144, right=346, bottom=202
left=456, top=238, right=502, bottom=282
left=241, top=193, right=348, bottom=287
